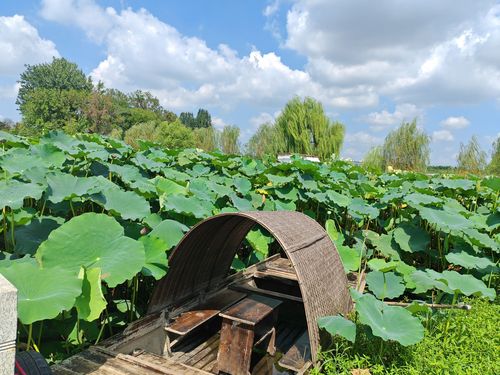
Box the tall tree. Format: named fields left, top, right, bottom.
left=487, top=136, right=500, bottom=176
left=457, top=135, right=487, bottom=174
left=382, top=120, right=430, bottom=171
left=156, top=120, right=195, bottom=149
left=362, top=146, right=384, bottom=173
left=246, top=123, right=278, bottom=157
left=274, top=97, right=344, bottom=160
left=194, top=126, right=218, bottom=151
left=17, top=57, right=92, bottom=108
left=220, top=125, right=240, bottom=154
left=179, top=112, right=196, bottom=128
left=195, top=109, right=212, bottom=128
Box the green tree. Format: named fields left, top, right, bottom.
left=274, top=97, right=344, bottom=160
left=457, top=135, right=487, bottom=174
left=220, top=125, right=240, bottom=154
left=246, top=123, right=278, bottom=157
left=193, top=126, right=218, bottom=151
left=16, top=57, right=92, bottom=134
left=123, top=121, right=160, bottom=149
left=195, top=109, right=212, bottom=128
left=382, top=120, right=430, bottom=171
left=487, top=136, right=500, bottom=176
left=362, top=146, right=384, bottom=173
left=179, top=112, right=196, bottom=128
left=156, top=120, right=195, bottom=149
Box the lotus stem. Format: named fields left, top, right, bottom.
left=27, top=323, right=33, bottom=351
left=10, top=209, right=15, bottom=248
left=2, top=207, right=8, bottom=250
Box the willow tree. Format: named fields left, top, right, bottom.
left=382, top=120, right=430, bottom=171
left=457, top=135, right=487, bottom=174
left=246, top=123, right=279, bottom=157
left=362, top=146, right=384, bottom=173
left=487, top=136, right=500, bottom=175
left=193, top=126, right=218, bottom=151
left=274, top=97, right=344, bottom=160
left=220, top=125, right=240, bottom=154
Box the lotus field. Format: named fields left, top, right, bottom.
left=0, top=130, right=498, bottom=362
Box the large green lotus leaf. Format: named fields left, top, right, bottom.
left=162, top=194, right=214, bottom=219
left=405, top=193, right=442, bottom=206
left=0, top=130, right=29, bottom=146
left=418, top=207, right=471, bottom=232
left=47, top=173, right=99, bottom=203
left=14, top=216, right=65, bottom=255
left=442, top=198, right=468, bottom=215
left=148, top=219, right=188, bottom=249
left=275, top=185, right=299, bottom=202
left=140, top=236, right=169, bottom=279
left=230, top=194, right=254, bottom=211
left=462, top=228, right=499, bottom=252
left=367, top=259, right=398, bottom=272
left=393, top=223, right=430, bottom=253
left=156, top=177, right=188, bottom=196
left=188, top=164, right=211, bottom=177
left=355, top=293, right=424, bottom=346
left=92, top=187, right=151, bottom=221
left=30, top=143, right=66, bottom=168
left=348, top=198, right=379, bottom=220
left=265, top=174, right=294, bottom=186
left=326, top=190, right=351, bottom=207
left=0, top=262, right=82, bottom=324
left=445, top=251, right=495, bottom=270
left=0, top=150, right=47, bottom=176
left=75, top=267, right=107, bottom=322
left=246, top=229, right=270, bottom=257
left=108, top=163, right=155, bottom=194
left=371, top=232, right=401, bottom=260
left=133, top=153, right=163, bottom=172
left=482, top=177, right=500, bottom=192
left=366, top=271, right=405, bottom=299
left=40, top=130, right=81, bottom=154
left=0, top=180, right=45, bottom=210
left=273, top=199, right=296, bottom=211
left=438, top=270, right=496, bottom=300
left=337, top=244, right=361, bottom=272
left=36, top=213, right=145, bottom=287
left=207, top=181, right=234, bottom=198
left=410, top=269, right=452, bottom=294
left=233, top=177, right=252, bottom=195
left=433, top=178, right=475, bottom=190
left=189, top=178, right=216, bottom=202
left=318, top=315, right=356, bottom=343
left=162, top=168, right=191, bottom=183
left=325, top=219, right=339, bottom=241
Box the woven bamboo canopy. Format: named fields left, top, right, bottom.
left=148, top=210, right=353, bottom=361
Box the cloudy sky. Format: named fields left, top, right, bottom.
left=1, top=0, right=499, bottom=164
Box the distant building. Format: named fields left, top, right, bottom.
left=277, top=154, right=320, bottom=163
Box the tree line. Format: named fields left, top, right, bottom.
left=2, top=57, right=346, bottom=160
left=362, top=121, right=500, bottom=175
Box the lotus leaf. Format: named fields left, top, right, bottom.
left=0, top=180, right=45, bottom=210
left=318, top=315, right=356, bottom=343
left=75, top=267, right=107, bottom=321
left=354, top=293, right=424, bottom=346
left=393, top=223, right=430, bottom=253
left=366, top=271, right=405, bottom=299
left=162, top=194, right=214, bottom=219
left=140, top=236, right=169, bottom=279
left=36, top=213, right=145, bottom=287
left=438, top=270, right=495, bottom=300
left=148, top=219, right=188, bottom=249
left=14, top=216, right=65, bottom=255
left=0, top=261, right=82, bottom=324
left=445, top=251, right=495, bottom=270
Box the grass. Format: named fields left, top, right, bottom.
left=312, top=298, right=500, bottom=375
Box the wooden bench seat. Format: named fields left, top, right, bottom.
left=278, top=330, right=311, bottom=373
left=217, top=294, right=283, bottom=375
left=165, top=289, right=245, bottom=349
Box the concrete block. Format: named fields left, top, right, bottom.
left=0, top=273, right=16, bottom=375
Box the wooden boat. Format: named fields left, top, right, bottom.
left=52, top=211, right=357, bottom=375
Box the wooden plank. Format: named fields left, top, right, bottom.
left=175, top=333, right=220, bottom=363
left=219, top=294, right=282, bottom=326
left=230, top=283, right=303, bottom=303
left=278, top=330, right=311, bottom=372
left=217, top=318, right=255, bottom=375
left=166, top=289, right=245, bottom=335
left=51, top=365, right=82, bottom=375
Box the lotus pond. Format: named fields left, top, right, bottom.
left=0, top=130, right=498, bottom=367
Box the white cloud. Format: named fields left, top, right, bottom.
left=0, top=15, right=59, bottom=76
left=433, top=130, right=454, bottom=142
left=365, top=104, right=422, bottom=130
left=212, top=116, right=227, bottom=130
left=285, top=0, right=500, bottom=106
left=345, top=131, right=383, bottom=145
left=250, top=112, right=276, bottom=128
left=440, top=116, right=470, bottom=129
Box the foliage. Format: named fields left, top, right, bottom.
left=156, top=120, right=196, bottom=149
left=457, top=135, right=487, bottom=174
left=487, top=136, right=500, bottom=175
left=124, top=121, right=161, bottom=149
left=179, top=108, right=212, bottom=129
left=382, top=120, right=430, bottom=171
left=17, top=57, right=92, bottom=108
left=220, top=125, right=240, bottom=154
left=274, top=97, right=345, bottom=160
left=362, top=146, right=384, bottom=173
left=312, top=298, right=500, bottom=374
left=193, top=126, right=218, bottom=151
left=246, top=122, right=278, bottom=157
left=0, top=131, right=497, bottom=363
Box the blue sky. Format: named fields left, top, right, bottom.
left=1, top=0, right=499, bottom=165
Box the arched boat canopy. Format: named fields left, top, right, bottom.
left=148, top=211, right=352, bottom=361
